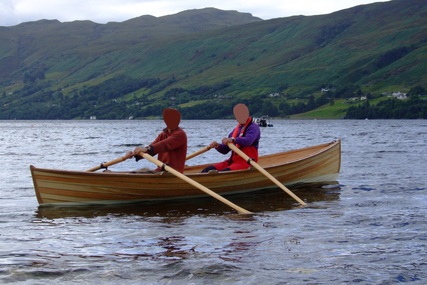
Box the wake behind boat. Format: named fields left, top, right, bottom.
left=30, top=140, right=341, bottom=206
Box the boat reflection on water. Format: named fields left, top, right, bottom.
left=34, top=182, right=341, bottom=220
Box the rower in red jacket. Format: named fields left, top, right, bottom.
left=129, top=108, right=187, bottom=173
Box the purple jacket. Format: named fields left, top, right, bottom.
left=216, top=121, right=261, bottom=154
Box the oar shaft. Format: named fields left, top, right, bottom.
left=141, top=152, right=252, bottom=214
left=186, top=146, right=212, bottom=160
left=86, top=155, right=130, bottom=172
left=227, top=143, right=306, bottom=206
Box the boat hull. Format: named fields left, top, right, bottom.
left=30, top=140, right=341, bottom=205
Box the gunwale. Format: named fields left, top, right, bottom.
left=30, top=139, right=341, bottom=205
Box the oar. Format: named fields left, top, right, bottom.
left=186, top=146, right=212, bottom=160
left=227, top=143, right=306, bottom=206
left=140, top=152, right=252, bottom=214
left=86, top=153, right=131, bottom=172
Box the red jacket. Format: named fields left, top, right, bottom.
left=149, top=127, right=187, bottom=173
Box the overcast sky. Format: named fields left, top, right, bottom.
left=1, top=0, right=391, bottom=27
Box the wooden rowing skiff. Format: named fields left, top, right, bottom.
left=30, top=139, right=341, bottom=205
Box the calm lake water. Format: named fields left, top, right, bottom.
left=0, top=119, right=426, bottom=284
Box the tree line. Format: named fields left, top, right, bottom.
left=1, top=75, right=425, bottom=119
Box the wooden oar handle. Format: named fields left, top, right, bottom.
left=186, top=146, right=212, bottom=160
left=86, top=154, right=130, bottom=172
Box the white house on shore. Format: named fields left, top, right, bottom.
left=391, top=91, right=407, bottom=100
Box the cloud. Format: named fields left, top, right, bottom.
left=0, top=1, right=18, bottom=26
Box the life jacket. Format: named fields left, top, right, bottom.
left=231, top=117, right=253, bottom=149
left=226, top=117, right=257, bottom=166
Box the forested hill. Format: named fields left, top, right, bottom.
left=0, top=0, right=426, bottom=119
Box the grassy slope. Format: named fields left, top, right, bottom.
left=290, top=100, right=349, bottom=119
left=116, top=0, right=427, bottom=98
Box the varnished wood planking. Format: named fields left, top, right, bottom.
left=31, top=140, right=341, bottom=205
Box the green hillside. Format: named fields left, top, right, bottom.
left=0, top=0, right=426, bottom=119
